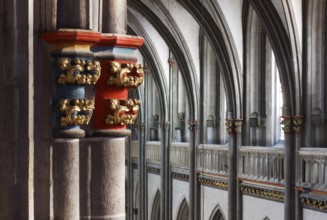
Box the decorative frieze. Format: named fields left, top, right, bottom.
left=147, top=166, right=160, bottom=174
left=107, top=62, right=144, bottom=88
left=105, top=99, right=140, bottom=125
left=59, top=99, right=95, bottom=126
left=225, top=119, right=243, bottom=134
left=172, top=172, right=189, bottom=182
left=240, top=185, right=284, bottom=202
left=300, top=195, right=327, bottom=212
left=57, top=58, right=101, bottom=85
left=199, top=177, right=228, bottom=190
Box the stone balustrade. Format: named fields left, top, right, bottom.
left=146, top=141, right=161, bottom=162
left=298, top=148, right=327, bottom=188
left=170, top=142, right=190, bottom=167
left=129, top=142, right=327, bottom=190
left=197, top=144, right=228, bottom=175
left=239, top=147, right=284, bottom=183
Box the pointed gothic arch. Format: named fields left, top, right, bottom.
left=151, top=190, right=161, bottom=220
left=209, top=204, right=226, bottom=220
left=176, top=198, right=189, bottom=220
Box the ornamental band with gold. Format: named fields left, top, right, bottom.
left=107, top=62, right=144, bottom=88
left=105, top=99, right=140, bottom=125
left=57, top=58, right=101, bottom=85
left=59, top=99, right=95, bottom=126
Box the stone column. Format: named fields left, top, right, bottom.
left=293, top=116, right=304, bottom=220
left=54, top=139, right=80, bottom=220
left=281, top=116, right=295, bottom=220
left=188, top=120, right=199, bottom=220
left=42, top=30, right=101, bottom=219
left=160, top=121, right=170, bottom=220
left=89, top=137, right=126, bottom=220
left=138, top=123, right=146, bottom=220
left=88, top=0, right=144, bottom=218
left=225, top=118, right=242, bottom=220
left=102, top=0, right=127, bottom=34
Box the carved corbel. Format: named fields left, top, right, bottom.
left=107, top=62, right=144, bottom=88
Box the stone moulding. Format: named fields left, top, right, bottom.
left=199, top=177, right=228, bottom=190
left=57, top=58, right=101, bottom=85
left=59, top=99, right=95, bottom=126
left=107, top=62, right=144, bottom=88
left=105, top=99, right=140, bottom=125
left=300, top=195, right=327, bottom=212
left=240, top=185, right=284, bottom=202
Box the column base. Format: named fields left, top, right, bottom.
left=91, top=129, right=131, bottom=137
left=53, top=129, right=85, bottom=138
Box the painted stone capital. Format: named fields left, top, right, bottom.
left=188, top=120, right=199, bottom=131
left=105, top=99, right=140, bottom=126
left=107, top=62, right=144, bottom=88
left=57, top=58, right=101, bottom=85
left=280, top=116, right=304, bottom=134
left=293, top=116, right=304, bottom=134
left=59, top=99, right=95, bottom=126
left=160, top=121, right=170, bottom=130
left=225, top=119, right=243, bottom=134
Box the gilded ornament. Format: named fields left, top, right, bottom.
left=59, top=99, right=95, bottom=126
left=281, top=117, right=292, bottom=134
left=199, top=178, right=228, bottom=190
left=107, top=62, right=144, bottom=88
left=240, top=185, right=284, bottom=202
left=293, top=116, right=304, bottom=134
left=57, top=58, right=101, bottom=85
left=225, top=120, right=234, bottom=134
left=300, top=196, right=327, bottom=211
left=105, top=99, right=140, bottom=125
left=234, top=120, right=243, bottom=134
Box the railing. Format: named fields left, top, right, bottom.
left=129, top=141, right=327, bottom=189
left=239, top=147, right=284, bottom=183
left=170, top=142, right=190, bottom=167
left=298, top=148, right=327, bottom=187
left=197, top=144, right=228, bottom=175
left=146, top=141, right=161, bottom=162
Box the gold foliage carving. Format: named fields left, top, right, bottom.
left=57, top=58, right=101, bottom=84
left=241, top=185, right=284, bottom=202
left=199, top=178, right=228, bottom=190
left=107, top=62, right=144, bottom=88
left=280, top=116, right=304, bottom=134
left=300, top=196, right=327, bottom=211
left=59, top=99, right=95, bottom=126
left=105, top=99, right=140, bottom=125
left=225, top=119, right=242, bottom=134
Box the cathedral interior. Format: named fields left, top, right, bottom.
left=1, top=0, right=327, bottom=219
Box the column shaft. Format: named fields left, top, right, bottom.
left=225, top=119, right=242, bottom=220
left=189, top=121, right=199, bottom=220
left=160, top=122, right=170, bottom=220
left=102, top=0, right=127, bottom=34
left=91, top=138, right=126, bottom=220
left=138, top=123, right=147, bottom=220
left=54, top=139, right=80, bottom=220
